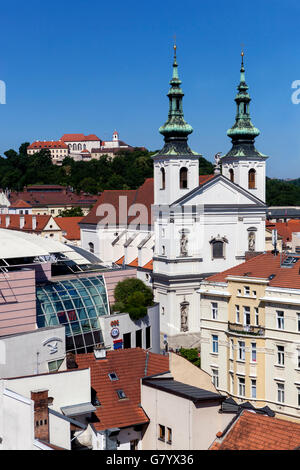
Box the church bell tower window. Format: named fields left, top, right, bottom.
left=180, top=167, right=188, bottom=189
left=248, top=169, right=256, bottom=189
left=161, top=168, right=166, bottom=190
left=229, top=169, right=234, bottom=182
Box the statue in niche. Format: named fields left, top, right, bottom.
left=248, top=231, right=255, bottom=252
left=180, top=232, right=188, bottom=257
left=180, top=300, right=189, bottom=332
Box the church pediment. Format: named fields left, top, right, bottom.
left=170, top=174, right=266, bottom=208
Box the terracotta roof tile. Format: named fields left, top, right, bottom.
left=210, top=411, right=300, bottom=450
left=61, top=134, right=101, bottom=142
left=28, top=140, right=68, bottom=149
left=205, top=251, right=300, bottom=290
left=128, top=258, right=138, bottom=267
left=10, top=199, right=32, bottom=208
left=0, top=214, right=52, bottom=232
left=9, top=186, right=97, bottom=209
left=142, top=259, right=153, bottom=271
left=74, top=348, right=169, bottom=431
left=80, top=175, right=214, bottom=227
left=54, top=217, right=83, bottom=240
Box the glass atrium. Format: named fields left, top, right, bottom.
left=36, top=275, right=110, bottom=353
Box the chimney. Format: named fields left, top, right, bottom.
left=5, top=215, right=10, bottom=228
left=31, top=389, right=50, bottom=443
left=32, top=215, right=37, bottom=231
left=20, top=215, right=25, bottom=229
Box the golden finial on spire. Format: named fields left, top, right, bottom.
left=173, top=34, right=177, bottom=60
left=241, top=43, right=245, bottom=66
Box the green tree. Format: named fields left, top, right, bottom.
left=59, top=207, right=84, bottom=217
left=112, top=278, right=153, bottom=321
left=179, top=348, right=200, bottom=368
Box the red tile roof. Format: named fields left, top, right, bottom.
left=61, top=134, right=101, bottom=142
left=10, top=199, right=32, bottom=208
left=115, top=256, right=125, bottom=266
left=0, top=214, right=53, bottom=232
left=266, top=220, right=300, bottom=243
left=206, top=251, right=300, bottom=290
left=128, top=258, right=138, bottom=267
left=28, top=140, right=68, bottom=149
left=9, top=186, right=97, bottom=209
left=142, top=259, right=153, bottom=271
left=210, top=410, right=300, bottom=450
left=74, top=348, right=169, bottom=431
left=54, top=217, right=83, bottom=240
left=80, top=175, right=215, bottom=227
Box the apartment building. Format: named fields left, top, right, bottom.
left=200, top=251, right=300, bottom=420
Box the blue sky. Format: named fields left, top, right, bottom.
left=1, top=0, right=300, bottom=178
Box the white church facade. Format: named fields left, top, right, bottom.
left=80, top=47, right=269, bottom=348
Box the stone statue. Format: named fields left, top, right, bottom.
left=180, top=232, right=188, bottom=256
left=248, top=232, right=255, bottom=252
left=180, top=300, right=189, bottom=332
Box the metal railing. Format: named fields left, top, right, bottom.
left=228, top=322, right=265, bottom=336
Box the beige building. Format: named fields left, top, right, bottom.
left=200, top=251, right=300, bottom=421
left=27, top=140, right=69, bottom=165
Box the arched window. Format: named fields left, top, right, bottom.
left=78, top=143, right=82, bottom=151
left=160, top=168, right=165, bottom=190
left=83, top=144, right=86, bottom=150
left=68, top=144, right=72, bottom=150
left=180, top=167, right=188, bottom=189
left=88, top=242, right=94, bottom=253
left=229, top=169, right=234, bottom=182
left=210, top=236, right=228, bottom=259
left=73, top=143, right=77, bottom=151
left=248, top=169, right=256, bottom=189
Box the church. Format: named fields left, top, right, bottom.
left=80, top=46, right=269, bottom=348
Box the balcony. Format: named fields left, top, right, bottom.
left=228, top=322, right=265, bottom=336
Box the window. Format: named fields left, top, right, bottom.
left=167, top=427, right=172, bottom=444
left=146, top=326, right=151, bottom=349
left=238, top=341, right=245, bottom=361
left=229, top=168, right=234, bottom=182
left=158, top=425, right=165, bottom=441
left=238, top=377, right=245, bottom=397
left=277, top=383, right=285, bottom=403
left=160, top=168, right=166, bottom=190
left=236, top=305, right=240, bottom=323
left=230, top=374, right=234, bottom=394
left=298, top=350, right=300, bottom=369
left=251, top=379, right=257, bottom=398
left=212, top=368, right=219, bottom=388
left=237, top=289, right=241, bottom=295
left=244, top=306, right=250, bottom=326
left=162, top=245, right=165, bottom=256
left=248, top=169, right=256, bottom=189
left=277, top=311, right=284, bottom=330
left=88, top=242, right=94, bottom=253
left=298, top=388, right=300, bottom=407
left=255, top=308, right=259, bottom=326
left=212, top=241, right=224, bottom=259
left=251, top=342, right=257, bottom=362
left=277, top=345, right=285, bottom=366
left=212, top=335, right=218, bottom=354
left=117, top=389, right=127, bottom=399
left=211, top=302, right=218, bottom=320
left=48, top=359, right=64, bottom=372
left=230, top=339, right=234, bottom=359
left=108, top=372, right=118, bottom=381
left=179, top=167, right=188, bottom=189
left=253, top=290, right=256, bottom=297
left=298, top=314, right=300, bottom=332
left=136, top=329, right=142, bottom=348
left=244, top=286, right=250, bottom=296
left=123, top=333, right=131, bottom=349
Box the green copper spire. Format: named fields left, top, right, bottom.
left=158, top=44, right=194, bottom=155
left=227, top=51, right=260, bottom=142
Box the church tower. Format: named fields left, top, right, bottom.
left=153, top=44, right=201, bottom=206
left=221, top=52, right=268, bottom=202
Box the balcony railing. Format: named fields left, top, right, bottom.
left=228, top=322, right=265, bottom=336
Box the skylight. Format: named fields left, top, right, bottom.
left=108, top=372, right=118, bottom=381
left=117, top=390, right=126, bottom=399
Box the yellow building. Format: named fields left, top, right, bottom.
left=200, top=252, right=300, bottom=421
